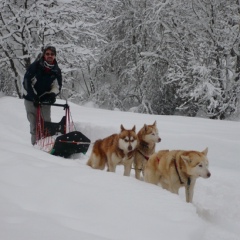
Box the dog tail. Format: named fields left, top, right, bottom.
left=86, top=140, right=106, bottom=170
left=86, top=158, right=92, bottom=167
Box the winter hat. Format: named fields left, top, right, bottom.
left=42, top=45, right=57, bottom=56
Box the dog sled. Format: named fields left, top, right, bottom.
left=35, top=102, right=91, bottom=158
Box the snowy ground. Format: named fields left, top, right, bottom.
left=0, top=96, right=239, bottom=240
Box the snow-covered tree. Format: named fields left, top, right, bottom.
left=0, top=0, right=104, bottom=99
left=1, top=0, right=239, bottom=119
left=92, top=0, right=173, bottom=113
left=170, top=0, right=240, bottom=119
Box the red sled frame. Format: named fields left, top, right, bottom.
left=36, top=103, right=71, bottom=141
left=35, top=103, right=91, bottom=157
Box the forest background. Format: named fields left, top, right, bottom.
left=1, top=0, right=240, bottom=120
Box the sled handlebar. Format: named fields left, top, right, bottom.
left=40, top=102, right=69, bottom=109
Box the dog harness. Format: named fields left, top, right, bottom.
left=174, top=159, right=191, bottom=186
left=137, top=149, right=149, bottom=160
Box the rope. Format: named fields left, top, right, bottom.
left=69, top=109, right=77, bottom=131
left=58, top=140, right=93, bottom=145
left=58, top=93, right=77, bottom=132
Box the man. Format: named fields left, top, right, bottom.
left=23, top=46, right=62, bottom=145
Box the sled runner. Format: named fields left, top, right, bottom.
left=35, top=102, right=90, bottom=158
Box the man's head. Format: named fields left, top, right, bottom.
left=43, top=46, right=56, bottom=64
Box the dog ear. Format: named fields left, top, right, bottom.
left=153, top=120, right=157, bottom=126
left=120, top=124, right=125, bottom=132
left=143, top=124, right=147, bottom=131
left=181, top=155, right=191, bottom=164
left=202, top=147, right=208, bottom=156
left=132, top=125, right=136, bottom=132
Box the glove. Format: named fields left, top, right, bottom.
left=47, top=92, right=56, bottom=104
left=33, top=96, right=40, bottom=107
left=40, top=92, right=56, bottom=104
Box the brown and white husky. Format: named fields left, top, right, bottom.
left=134, top=121, right=161, bottom=180
left=87, top=125, right=138, bottom=176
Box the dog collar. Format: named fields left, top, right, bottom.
left=140, top=141, right=149, bottom=149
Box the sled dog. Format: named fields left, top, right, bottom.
left=144, top=148, right=211, bottom=203
left=134, top=121, right=161, bottom=180
left=87, top=125, right=138, bottom=176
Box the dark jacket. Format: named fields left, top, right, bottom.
left=23, top=58, right=62, bottom=101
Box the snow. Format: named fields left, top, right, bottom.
left=0, top=96, right=240, bottom=240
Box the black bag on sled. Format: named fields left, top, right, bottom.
left=50, top=131, right=91, bottom=158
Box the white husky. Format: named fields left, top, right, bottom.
left=144, top=148, right=211, bottom=203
